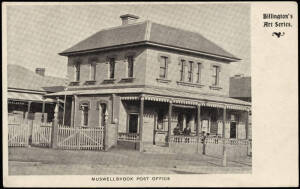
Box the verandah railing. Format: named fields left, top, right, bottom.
left=169, top=135, right=251, bottom=146
left=118, top=132, right=139, bottom=141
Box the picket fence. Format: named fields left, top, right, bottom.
left=32, top=122, right=52, bottom=147
left=57, top=125, right=104, bottom=150
left=8, top=121, right=30, bottom=147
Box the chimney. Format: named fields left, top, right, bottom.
left=35, top=68, right=45, bottom=76
left=120, top=14, right=139, bottom=25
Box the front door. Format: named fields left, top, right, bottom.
left=128, top=114, right=138, bottom=133
left=230, top=122, right=237, bottom=138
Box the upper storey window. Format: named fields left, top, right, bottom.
left=180, top=60, right=185, bottom=81
left=196, top=63, right=202, bottom=83
left=74, top=62, right=80, bottom=82
left=127, top=56, right=134, bottom=78
left=187, top=61, right=193, bottom=83
left=212, top=65, right=220, bottom=86
left=89, top=61, right=96, bottom=81
left=159, top=56, right=168, bottom=79
left=108, top=58, right=115, bottom=79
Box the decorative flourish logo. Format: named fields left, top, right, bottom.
left=272, top=32, right=285, bottom=38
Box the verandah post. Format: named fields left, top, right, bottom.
left=41, top=100, right=45, bottom=123
left=139, top=96, right=144, bottom=152
left=196, top=104, right=201, bottom=154
left=167, top=100, right=172, bottom=145
left=70, top=96, right=75, bottom=127
left=245, top=109, right=250, bottom=155
left=51, top=97, right=59, bottom=149
left=222, top=105, right=227, bottom=167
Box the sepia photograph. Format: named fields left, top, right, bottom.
left=2, top=1, right=298, bottom=187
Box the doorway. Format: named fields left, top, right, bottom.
left=230, top=122, right=237, bottom=138
left=128, top=114, right=139, bottom=133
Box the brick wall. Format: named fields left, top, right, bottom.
left=145, top=47, right=231, bottom=96
left=66, top=47, right=147, bottom=88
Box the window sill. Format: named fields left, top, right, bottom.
left=85, top=80, right=96, bottom=85
left=103, top=79, right=116, bottom=84
left=156, top=78, right=171, bottom=83
left=121, top=77, right=135, bottom=82
left=69, top=81, right=80, bottom=86
left=209, top=85, right=222, bottom=90
left=177, top=81, right=204, bottom=88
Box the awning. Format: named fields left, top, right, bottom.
left=8, top=91, right=55, bottom=103
left=45, top=88, right=143, bottom=97
left=44, top=87, right=251, bottom=111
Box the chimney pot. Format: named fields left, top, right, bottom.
left=36, top=68, right=45, bottom=76
left=120, top=14, right=139, bottom=25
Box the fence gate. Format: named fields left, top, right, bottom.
left=57, top=125, right=104, bottom=150
left=32, top=122, right=52, bottom=147
left=8, top=122, right=30, bottom=147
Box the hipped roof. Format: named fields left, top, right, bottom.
left=60, top=21, right=239, bottom=61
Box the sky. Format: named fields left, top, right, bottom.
left=6, top=3, right=250, bottom=78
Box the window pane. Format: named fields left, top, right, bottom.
left=75, top=63, right=80, bottom=81
left=109, top=58, right=115, bottom=79
left=197, top=63, right=201, bottom=83
left=82, top=106, right=88, bottom=126
left=159, top=68, right=166, bottom=78
left=128, top=56, right=134, bottom=78
left=90, top=63, right=96, bottom=80
left=160, top=56, right=167, bottom=78
left=160, top=60, right=166, bottom=68
left=180, top=60, right=185, bottom=81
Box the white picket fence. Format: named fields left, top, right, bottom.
left=8, top=122, right=30, bottom=147
left=32, top=122, right=52, bottom=147
left=57, top=125, right=104, bottom=150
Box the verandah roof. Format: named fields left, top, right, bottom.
left=45, top=87, right=250, bottom=110
left=8, top=91, right=55, bottom=103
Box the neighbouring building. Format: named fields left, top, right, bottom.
left=7, top=64, right=66, bottom=123
left=46, top=14, right=251, bottom=151
left=230, top=75, right=252, bottom=139
left=230, top=75, right=251, bottom=102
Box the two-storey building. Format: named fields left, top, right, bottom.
left=46, top=14, right=251, bottom=151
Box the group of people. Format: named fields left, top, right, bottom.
left=173, top=123, right=191, bottom=136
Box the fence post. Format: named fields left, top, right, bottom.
left=202, top=134, right=206, bottom=155
left=51, top=100, right=59, bottom=149
left=104, top=110, right=109, bottom=151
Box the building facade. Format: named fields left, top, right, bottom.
left=8, top=64, right=66, bottom=123
left=47, top=14, right=251, bottom=151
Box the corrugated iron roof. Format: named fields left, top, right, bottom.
left=45, top=87, right=250, bottom=107
left=60, top=21, right=238, bottom=60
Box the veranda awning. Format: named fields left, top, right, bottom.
left=8, top=91, right=55, bottom=103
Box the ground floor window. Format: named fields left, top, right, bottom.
left=81, top=104, right=89, bottom=127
